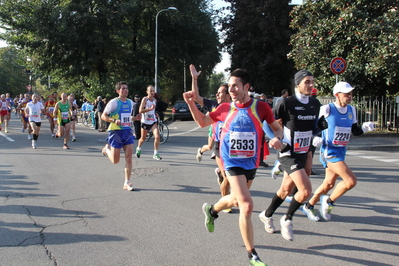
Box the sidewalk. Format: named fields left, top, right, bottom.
left=346, top=133, right=399, bottom=151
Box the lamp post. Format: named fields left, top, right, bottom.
left=155, top=7, right=178, bottom=94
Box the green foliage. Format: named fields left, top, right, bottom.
left=0, top=47, right=30, bottom=97
left=0, top=0, right=220, bottom=101
left=208, top=72, right=226, bottom=97
left=289, top=0, right=399, bottom=96
left=220, top=0, right=294, bottom=95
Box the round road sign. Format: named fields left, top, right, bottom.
left=330, top=57, right=347, bottom=74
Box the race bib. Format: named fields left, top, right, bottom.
left=293, top=130, right=312, bottom=153
left=332, top=126, right=351, bottom=147
left=49, top=107, right=54, bottom=113
left=120, top=113, right=131, bottom=127
left=145, top=113, right=155, bottom=123
left=229, top=132, right=256, bottom=158
left=61, top=111, right=69, bottom=120
left=31, top=111, right=39, bottom=118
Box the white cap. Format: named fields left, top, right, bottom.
left=333, top=82, right=354, bottom=94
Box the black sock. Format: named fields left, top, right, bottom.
left=327, top=198, right=334, bottom=205
left=265, top=194, right=284, bottom=217
left=210, top=205, right=219, bottom=218
left=286, top=197, right=302, bottom=221
left=306, top=202, right=314, bottom=209
left=248, top=249, right=258, bottom=259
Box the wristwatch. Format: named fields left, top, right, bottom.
left=112, top=119, right=116, bottom=123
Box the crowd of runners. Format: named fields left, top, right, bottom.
left=1, top=66, right=376, bottom=266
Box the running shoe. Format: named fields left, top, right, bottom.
left=210, top=152, right=216, bottom=159
left=123, top=181, right=134, bottom=191
left=21, top=128, right=25, bottom=133
left=102, top=145, right=109, bottom=156
left=202, top=203, right=217, bottom=232
left=222, top=208, right=233, bottom=213
left=153, top=154, right=162, bottom=160
left=249, top=254, right=267, bottom=266
left=32, top=140, right=37, bottom=149
left=319, top=195, right=333, bottom=221
left=215, top=168, right=223, bottom=185
left=51, top=133, right=55, bottom=138
left=300, top=204, right=320, bottom=222
left=5, top=128, right=8, bottom=133
left=259, top=210, right=275, bottom=234
left=135, top=149, right=141, bottom=158
left=72, top=137, right=76, bottom=142
left=285, top=195, right=293, bottom=203
left=270, top=160, right=281, bottom=179
left=259, top=161, right=269, bottom=167
left=63, top=144, right=69, bottom=150
left=28, top=134, right=32, bottom=140
left=196, top=148, right=202, bottom=162
left=280, top=215, right=294, bottom=241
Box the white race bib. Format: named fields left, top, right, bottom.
left=332, top=126, right=351, bottom=147
left=229, top=132, right=256, bottom=158
left=293, top=130, right=312, bottom=153
left=120, top=113, right=131, bottom=127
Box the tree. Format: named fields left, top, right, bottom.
left=220, top=0, right=294, bottom=95
left=207, top=72, right=227, bottom=98
left=0, top=47, right=30, bottom=97
left=289, top=0, right=399, bottom=96
left=0, top=0, right=220, bottom=101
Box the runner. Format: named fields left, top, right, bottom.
left=0, top=94, right=10, bottom=133
left=101, top=81, right=138, bottom=191
left=44, top=94, right=57, bottom=137
left=5, top=93, right=13, bottom=130
left=300, top=82, right=375, bottom=221
left=53, top=92, right=73, bottom=149
left=16, top=93, right=33, bottom=139
left=25, top=94, right=45, bottom=149
left=135, top=85, right=162, bottom=160
left=190, top=64, right=232, bottom=212
left=68, top=94, right=79, bottom=142
left=258, top=70, right=326, bottom=241
left=183, top=68, right=283, bottom=266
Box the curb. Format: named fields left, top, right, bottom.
left=347, top=144, right=399, bottom=151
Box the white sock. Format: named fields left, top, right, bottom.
left=154, top=150, right=158, bottom=155
left=137, top=147, right=141, bottom=151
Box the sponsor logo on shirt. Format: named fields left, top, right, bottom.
left=297, top=115, right=316, bottom=120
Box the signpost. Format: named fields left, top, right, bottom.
left=330, top=57, right=347, bottom=83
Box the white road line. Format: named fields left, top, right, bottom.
left=169, top=126, right=200, bottom=136
left=0, top=132, right=15, bottom=142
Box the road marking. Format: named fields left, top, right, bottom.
left=169, top=126, right=200, bottom=136
left=347, top=151, right=399, bottom=165
left=0, top=132, right=15, bottom=142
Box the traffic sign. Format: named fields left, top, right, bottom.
left=330, top=57, right=347, bottom=74
left=26, top=85, right=32, bottom=91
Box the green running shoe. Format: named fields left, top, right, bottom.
left=135, top=149, right=141, bottom=158
left=249, top=255, right=267, bottom=266
left=202, top=203, right=217, bottom=232
left=153, top=154, right=162, bottom=160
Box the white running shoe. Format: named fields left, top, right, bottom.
left=22, top=128, right=25, bottom=133
left=271, top=160, right=282, bottom=179
left=28, top=134, right=32, bottom=140
left=319, top=195, right=333, bottom=221
left=280, top=215, right=294, bottom=241
left=196, top=148, right=202, bottom=162
left=32, top=140, right=37, bottom=149
left=259, top=210, right=275, bottom=234
left=300, top=204, right=320, bottom=222
left=5, top=128, right=9, bottom=133
left=215, top=168, right=223, bottom=185
left=123, top=181, right=134, bottom=191
left=51, top=133, right=55, bottom=138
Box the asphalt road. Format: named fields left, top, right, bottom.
left=0, top=117, right=398, bottom=266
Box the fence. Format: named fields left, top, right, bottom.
left=319, top=96, right=399, bottom=132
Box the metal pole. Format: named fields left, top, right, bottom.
left=155, top=7, right=177, bottom=95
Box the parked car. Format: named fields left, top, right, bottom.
left=171, top=101, right=203, bottom=121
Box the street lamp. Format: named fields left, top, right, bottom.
left=155, top=7, right=178, bottom=94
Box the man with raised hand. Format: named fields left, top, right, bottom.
left=184, top=68, right=282, bottom=266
